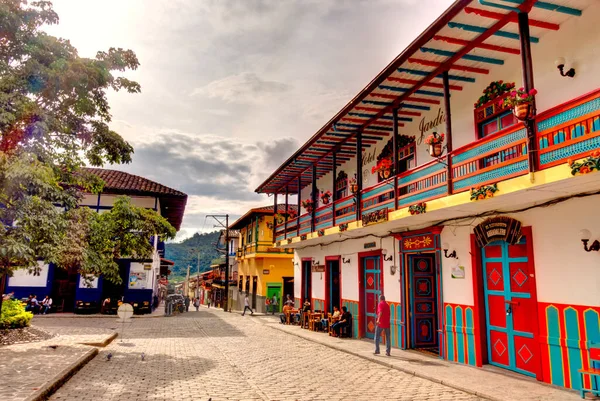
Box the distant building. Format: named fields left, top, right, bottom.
left=6, top=168, right=187, bottom=314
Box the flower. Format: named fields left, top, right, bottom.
left=580, top=166, right=591, bottom=174
left=425, top=132, right=445, bottom=145
left=567, top=158, right=573, bottom=166
left=518, top=87, right=525, bottom=92
left=529, top=88, right=538, bottom=96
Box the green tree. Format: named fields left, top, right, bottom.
left=0, top=1, right=175, bottom=308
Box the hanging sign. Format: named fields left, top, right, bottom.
left=311, top=265, right=325, bottom=273
left=364, top=242, right=376, bottom=249
left=451, top=266, right=465, bottom=279
left=362, top=208, right=388, bottom=227
left=474, top=217, right=522, bottom=248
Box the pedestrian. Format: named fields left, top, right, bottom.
left=374, top=294, right=391, bottom=356
left=265, top=297, right=271, bottom=314
left=41, top=295, right=52, bottom=314
left=242, top=294, right=253, bottom=316
left=184, top=295, right=190, bottom=312
left=207, top=291, right=212, bottom=308
left=194, top=297, right=200, bottom=312
left=271, top=294, right=278, bottom=315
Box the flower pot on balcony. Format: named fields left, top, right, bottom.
left=429, top=143, right=443, bottom=158
left=350, top=184, right=358, bottom=194
left=321, top=195, right=330, bottom=205
left=513, top=103, right=532, bottom=121
left=380, top=168, right=391, bottom=179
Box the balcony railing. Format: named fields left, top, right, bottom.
left=271, top=89, right=600, bottom=243
left=237, top=242, right=293, bottom=257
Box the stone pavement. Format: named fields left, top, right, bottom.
left=254, top=314, right=582, bottom=401
left=47, top=310, right=483, bottom=401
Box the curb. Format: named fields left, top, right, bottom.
left=78, top=332, right=118, bottom=347
left=24, top=347, right=98, bottom=401
left=263, top=322, right=501, bottom=401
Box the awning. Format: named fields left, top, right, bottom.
left=255, top=0, right=590, bottom=195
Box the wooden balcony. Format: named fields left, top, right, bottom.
left=273, top=89, right=600, bottom=244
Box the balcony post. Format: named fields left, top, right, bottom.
left=311, top=164, right=317, bottom=232
left=392, top=108, right=399, bottom=210
left=332, top=149, right=337, bottom=226
left=297, top=176, right=301, bottom=237
left=284, top=188, right=288, bottom=239
left=273, top=193, right=278, bottom=244
left=443, top=71, right=454, bottom=194
left=518, top=11, right=538, bottom=173
left=356, top=131, right=363, bottom=222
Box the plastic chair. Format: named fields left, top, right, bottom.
left=579, top=343, right=600, bottom=398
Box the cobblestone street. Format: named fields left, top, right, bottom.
left=42, top=309, right=483, bottom=401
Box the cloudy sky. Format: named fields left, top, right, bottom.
left=47, top=0, right=454, bottom=240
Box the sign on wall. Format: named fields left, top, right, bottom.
left=311, top=265, right=325, bottom=273
left=128, top=272, right=147, bottom=289
left=474, top=217, right=522, bottom=247
left=451, top=266, right=465, bottom=279
left=362, top=208, right=388, bottom=226
left=364, top=242, right=376, bottom=249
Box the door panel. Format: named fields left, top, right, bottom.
left=410, top=255, right=438, bottom=349
left=363, top=256, right=381, bottom=340
left=327, top=260, right=340, bottom=313
left=482, top=238, right=539, bottom=377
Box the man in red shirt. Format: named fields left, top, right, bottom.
left=374, top=294, right=391, bottom=356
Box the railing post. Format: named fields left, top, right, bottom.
left=297, top=176, right=301, bottom=237
left=311, top=164, right=317, bottom=232
left=518, top=11, right=538, bottom=174
left=332, top=150, right=337, bottom=226
left=284, top=188, right=288, bottom=239
left=392, top=108, right=399, bottom=210
left=356, top=131, right=363, bottom=222
left=273, top=193, right=277, bottom=243
left=443, top=71, right=454, bottom=194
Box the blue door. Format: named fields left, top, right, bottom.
left=363, top=256, right=381, bottom=340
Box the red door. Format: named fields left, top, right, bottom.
left=482, top=236, right=540, bottom=377
left=409, top=254, right=438, bottom=349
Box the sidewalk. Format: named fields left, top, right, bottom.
left=256, top=315, right=584, bottom=401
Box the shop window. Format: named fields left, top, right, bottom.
left=397, top=142, right=416, bottom=174
left=479, top=110, right=517, bottom=139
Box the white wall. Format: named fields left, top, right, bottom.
left=440, top=196, right=600, bottom=307
left=294, top=235, right=400, bottom=304
left=8, top=262, right=48, bottom=287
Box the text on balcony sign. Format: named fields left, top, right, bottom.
left=418, top=108, right=446, bottom=144
left=362, top=208, right=389, bottom=227
left=474, top=216, right=523, bottom=248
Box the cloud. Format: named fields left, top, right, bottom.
left=191, top=72, right=291, bottom=103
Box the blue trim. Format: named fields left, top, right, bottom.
left=453, top=129, right=526, bottom=164
left=396, top=68, right=476, bottom=83
left=446, top=305, right=455, bottom=361
left=420, top=47, right=504, bottom=65
left=565, top=308, right=583, bottom=390
left=400, top=185, right=447, bottom=206
left=537, top=98, right=600, bottom=132
left=402, top=104, right=431, bottom=111
left=362, top=100, right=392, bottom=106
left=502, top=0, right=582, bottom=16
left=540, top=135, right=600, bottom=166
left=477, top=0, right=520, bottom=12
left=456, top=306, right=465, bottom=364
left=363, top=256, right=381, bottom=340
left=453, top=160, right=528, bottom=190
left=466, top=308, right=476, bottom=366
left=398, top=162, right=445, bottom=185
left=448, top=22, right=540, bottom=43
left=547, top=306, right=565, bottom=386
left=378, top=85, right=443, bottom=97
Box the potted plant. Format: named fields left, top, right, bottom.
left=301, top=199, right=314, bottom=213
left=320, top=190, right=332, bottom=205
left=287, top=208, right=297, bottom=220
left=474, top=80, right=515, bottom=109
left=425, top=132, right=445, bottom=157
left=500, top=87, right=537, bottom=121
left=274, top=213, right=285, bottom=225
left=348, top=175, right=358, bottom=194
left=371, top=157, right=393, bottom=179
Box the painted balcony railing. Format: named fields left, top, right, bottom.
left=315, top=204, right=334, bottom=231
left=451, top=125, right=528, bottom=192
left=274, top=216, right=299, bottom=241
left=536, top=88, right=600, bottom=169
left=275, top=89, right=600, bottom=243
left=238, top=242, right=293, bottom=257
left=398, top=161, right=447, bottom=207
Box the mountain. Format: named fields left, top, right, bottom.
left=164, top=231, right=222, bottom=280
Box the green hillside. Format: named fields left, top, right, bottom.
left=164, top=231, right=221, bottom=280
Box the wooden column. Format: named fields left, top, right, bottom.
left=518, top=11, right=538, bottom=173
left=311, top=164, right=317, bottom=232
left=356, top=131, right=363, bottom=221
left=443, top=71, right=454, bottom=194
left=332, top=150, right=337, bottom=226
left=284, top=188, right=288, bottom=239
left=297, top=176, right=301, bottom=237
left=273, top=193, right=278, bottom=243
left=392, top=108, right=399, bottom=210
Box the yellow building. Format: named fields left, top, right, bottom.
left=230, top=205, right=295, bottom=313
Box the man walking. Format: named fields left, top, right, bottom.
left=242, top=294, right=253, bottom=316
left=184, top=295, right=190, bottom=312
left=374, top=294, right=391, bottom=356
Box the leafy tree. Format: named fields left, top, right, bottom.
left=0, top=1, right=176, bottom=308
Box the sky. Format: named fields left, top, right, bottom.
left=46, top=0, right=454, bottom=241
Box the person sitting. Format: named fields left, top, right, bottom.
left=284, top=294, right=294, bottom=307
left=41, top=295, right=52, bottom=314
left=279, top=303, right=292, bottom=324
left=300, top=301, right=311, bottom=327
left=331, top=306, right=352, bottom=337
left=322, top=306, right=340, bottom=332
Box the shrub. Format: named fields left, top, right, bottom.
left=0, top=299, right=33, bottom=329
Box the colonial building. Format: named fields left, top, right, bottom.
left=230, top=205, right=295, bottom=313
left=255, top=0, right=600, bottom=394
left=6, top=168, right=187, bottom=314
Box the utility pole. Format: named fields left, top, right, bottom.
left=196, top=252, right=200, bottom=298
left=206, top=214, right=230, bottom=312
left=185, top=264, right=191, bottom=296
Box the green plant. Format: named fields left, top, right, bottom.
left=568, top=151, right=600, bottom=175
left=474, top=81, right=515, bottom=108
left=408, top=202, right=427, bottom=215
left=500, top=87, right=538, bottom=108
left=470, top=183, right=498, bottom=201
left=0, top=299, right=33, bottom=329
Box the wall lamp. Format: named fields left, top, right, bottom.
left=580, top=229, right=600, bottom=252
left=312, top=259, right=321, bottom=266
left=442, top=243, right=458, bottom=259
left=381, top=249, right=393, bottom=262
left=342, top=257, right=351, bottom=264
left=555, top=57, right=575, bottom=78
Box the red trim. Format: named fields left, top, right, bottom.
left=387, top=77, right=463, bottom=91
left=536, top=87, right=600, bottom=121
left=521, top=226, right=542, bottom=381
left=464, top=7, right=559, bottom=30
left=471, top=233, right=486, bottom=367
left=408, top=58, right=489, bottom=75
left=433, top=34, right=520, bottom=55
left=407, top=96, right=441, bottom=105
left=324, top=255, right=341, bottom=313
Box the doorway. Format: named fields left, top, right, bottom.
left=282, top=277, right=294, bottom=305
left=301, top=259, right=312, bottom=306
left=361, top=254, right=382, bottom=340
left=480, top=232, right=540, bottom=377
left=266, top=283, right=282, bottom=313
left=408, top=253, right=439, bottom=352
left=251, top=276, right=257, bottom=309
left=325, top=257, right=341, bottom=313
left=52, top=266, right=78, bottom=312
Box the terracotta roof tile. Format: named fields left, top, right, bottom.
left=84, top=168, right=186, bottom=197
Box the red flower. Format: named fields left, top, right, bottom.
left=529, top=88, right=538, bottom=96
